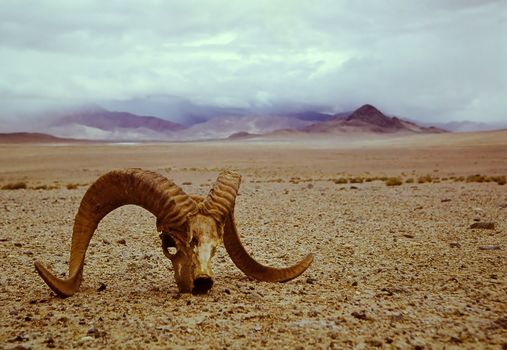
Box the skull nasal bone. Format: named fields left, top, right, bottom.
left=192, top=276, right=213, bottom=294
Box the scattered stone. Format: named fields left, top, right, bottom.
left=449, top=242, right=461, bottom=248
left=389, top=313, right=403, bottom=322
left=350, top=186, right=358, bottom=190
left=44, top=337, right=55, bottom=348
left=11, top=334, right=29, bottom=342
left=78, top=336, right=94, bottom=345
left=351, top=311, right=369, bottom=320
left=116, top=239, right=127, bottom=245
left=402, top=234, right=415, bottom=239
left=10, top=346, right=32, bottom=350
left=441, top=198, right=451, bottom=202
left=97, top=282, right=107, bottom=292
left=14, top=242, right=22, bottom=247
left=470, top=222, right=495, bottom=230
left=0, top=237, right=11, bottom=242
left=493, top=317, right=507, bottom=330
left=499, top=203, right=507, bottom=209
left=479, top=245, right=501, bottom=251
left=306, top=277, right=317, bottom=284
left=366, top=339, right=383, bottom=347
left=253, top=324, right=262, bottom=332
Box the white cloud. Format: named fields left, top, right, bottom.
left=0, top=0, right=505, bottom=126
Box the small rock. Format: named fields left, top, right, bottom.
left=11, top=334, right=29, bottom=342
left=351, top=311, right=369, bottom=320
left=402, top=234, right=414, bottom=239
left=470, top=222, right=495, bottom=230
left=14, top=242, right=23, bottom=247
left=78, top=336, right=94, bottom=345
left=253, top=324, right=262, bottom=332
left=449, top=242, right=461, bottom=248
left=97, top=282, right=106, bottom=292
left=10, top=346, right=32, bottom=350
left=87, top=327, right=98, bottom=335
left=478, top=245, right=501, bottom=251
left=493, top=317, right=507, bottom=329
left=350, top=186, right=358, bottom=190
left=116, top=239, right=127, bottom=245
left=44, top=337, right=55, bottom=348
left=366, top=339, right=383, bottom=347
left=306, top=277, right=317, bottom=284
left=441, top=198, right=451, bottom=202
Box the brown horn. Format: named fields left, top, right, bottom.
left=34, top=169, right=197, bottom=297
left=223, top=213, right=314, bottom=282
left=201, top=170, right=241, bottom=223
left=204, top=170, right=314, bottom=282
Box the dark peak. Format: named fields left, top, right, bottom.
left=347, top=104, right=386, bottom=121
left=346, top=104, right=403, bottom=129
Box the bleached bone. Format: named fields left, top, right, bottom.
left=35, top=168, right=313, bottom=297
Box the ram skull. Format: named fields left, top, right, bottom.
left=35, top=169, right=313, bottom=297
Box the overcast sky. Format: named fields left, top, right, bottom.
left=1, top=0, right=506, bottom=126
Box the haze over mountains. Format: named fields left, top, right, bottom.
left=2, top=103, right=504, bottom=142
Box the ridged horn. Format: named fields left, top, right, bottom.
left=34, top=169, right=197, bottom=297
left=201, top=170, right=241, bottom=223
left=223, top=214, right=314, bottom=282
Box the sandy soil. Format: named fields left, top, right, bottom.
left=1, top=132, right=506, bottom=349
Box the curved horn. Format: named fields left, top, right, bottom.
left=201, top=170, right=241, bottom=223
left=35, top=169, right=197, bottom=297
left=223, top=214, right=314, bottom=282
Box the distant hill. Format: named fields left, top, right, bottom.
left=303, top=104, right=447, bottom=134
left=0, top=132, right=79, bottom=143
left=46, top=106, right=185, bottom=140
left=425, top=120, right=507, bottom=132
left=177, top=114, right=313, bottom=140
left=50, top=106, right=184, bottom=132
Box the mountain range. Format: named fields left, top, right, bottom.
left=5, top=103, right=504, bottom=142
left=34, top=104, right=450, bottom=141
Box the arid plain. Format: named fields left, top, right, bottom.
left=1, top=131, right=506, bottom=349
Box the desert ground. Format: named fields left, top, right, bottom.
left=1, top=131, right=506, bottom=349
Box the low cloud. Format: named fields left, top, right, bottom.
left=0, top=0, right=505, bottom=128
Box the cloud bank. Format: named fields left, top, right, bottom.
left=0, top=0, right=505, bottom=126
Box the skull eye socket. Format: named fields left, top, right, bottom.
left=160, top=233, right=177, bottom=258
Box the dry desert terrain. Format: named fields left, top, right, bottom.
left=1, top=131, right=506, bottom=349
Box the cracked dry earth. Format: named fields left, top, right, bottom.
left=0, top=140, right=506, bottom=349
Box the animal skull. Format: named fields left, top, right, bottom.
left=35, top=169, right=313, bottom=297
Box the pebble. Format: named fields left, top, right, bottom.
left=449, top=242, right=461, bottom=248
left=78, top=336, right=94, bottom=345
left=478, top=246, right=501, bottom=251
left=351, top=311, right=369, bottom=320
left=470, top=222, right=495, bottom=230
left=97, top=282, right=107, bottom=292
left=116, top=239, right=127, bottom=245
